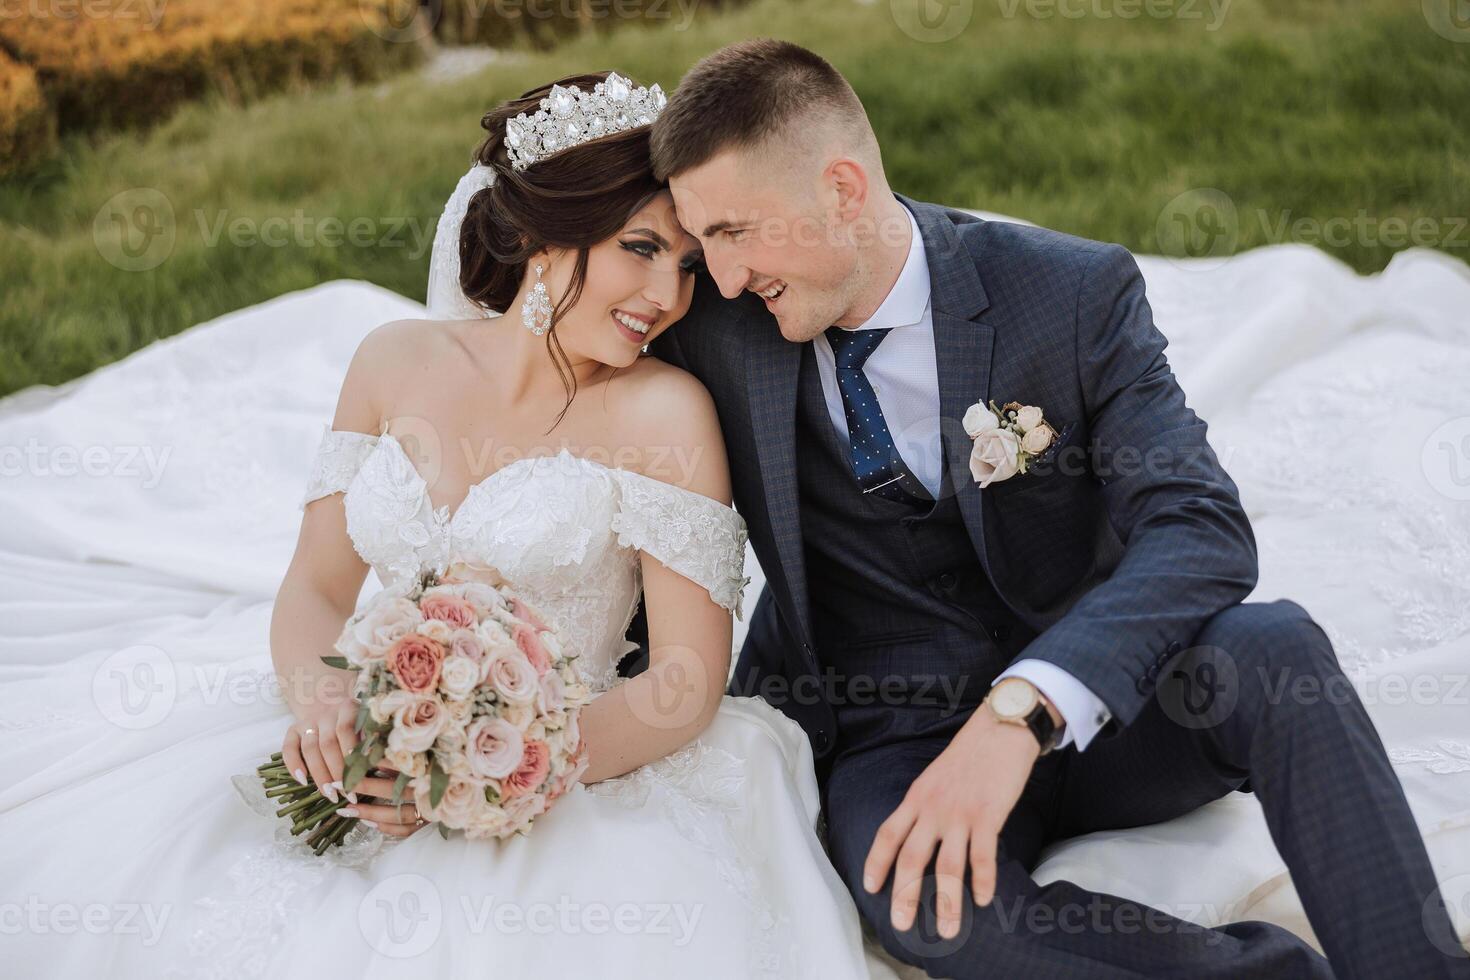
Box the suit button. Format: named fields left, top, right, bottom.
left=1135, top=675, right=1152, bottom=694
left=991, top=624, right=1011, bottom=643
left=935, top=572, right=958, bottom=595
left=814, top=728, right=832, bottom=753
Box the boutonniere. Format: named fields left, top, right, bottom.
left=962, top=399, right=1058, bottom=488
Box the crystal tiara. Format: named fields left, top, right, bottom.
left=504, top=72, right=668, bottom=172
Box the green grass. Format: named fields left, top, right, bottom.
left=2, top=0, right=1468, bottom=397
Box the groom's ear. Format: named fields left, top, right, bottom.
left=824, top=158, right=869, bottom=224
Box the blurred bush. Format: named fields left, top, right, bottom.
left=0, top=50, right=55, bottom=177
left=0, top=0, right=424, bottom=153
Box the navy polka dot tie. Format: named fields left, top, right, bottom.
left=826, top=326, right=918, bottom=503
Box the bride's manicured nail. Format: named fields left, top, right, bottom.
left=322, top=782, right=339, bottom=803
left=863, top=875, right=876, bottom=892
left=335, top=807, right=360, bottom=818
left=362, top=820, right=379, bottom=830
left=293, top=768, right=308, bottom=786
left=346, top=792, right=358, bottom=804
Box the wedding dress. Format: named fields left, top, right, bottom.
left=0, top=422, right=883, bottom=979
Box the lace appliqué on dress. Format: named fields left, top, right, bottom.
left=611, top=470, right=752, bottom=619
left=300, top=426, right=379, bottom=509
left=1390, top=740, right=1470, bottom=775
left=585, top=740, right=795, bottom=976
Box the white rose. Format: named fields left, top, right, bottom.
left=1014, top=405, right=1044, bottom=433
left=962, top=403, right=999, bottom=438
left=382, top=744, right=427, bottom=779
left=337, top=596, right=423, bottom=665
left=501, top=701, right=536, bottom=732
left=969, top=427, right=1022, bottom=488
left=417, top=619, right=455, bottom=645
left=1020, top=423, right=1055, bottom=455
left=440, top=655, right=481, bottom=700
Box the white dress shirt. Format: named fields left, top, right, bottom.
left=814, top=203, right=1112, bottom=751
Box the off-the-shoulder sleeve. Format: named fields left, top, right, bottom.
left=300, top=425, right=380, bottom=509
left=611, top=469, right=751, bottom=619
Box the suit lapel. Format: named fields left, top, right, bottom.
left=899, top=194, right=1002, bottom=586
left=743, top=315, right=813, bottom=648
left=933, top=309, right=998, bottom=582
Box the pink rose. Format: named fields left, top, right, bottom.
left=420, top=594, right=477, bottom=630
left=387, top=635, right=445, bottom=694
left=514, top=624, right=553, bottom=676
left=1013, top=405, right=1045, bottom=433
left=501, top=739, right=550, bottom=799
left=510, top=597, right=549, bottom=633
left=466, top=716, right=523, bottom=780
left=484, top=646, right=539, bottom=704
left=970, top=427, right=1022, bottom=488
left=449, top=629, right=485, bottom=664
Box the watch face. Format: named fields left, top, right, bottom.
left=992, top=678, right=1038, bottom=718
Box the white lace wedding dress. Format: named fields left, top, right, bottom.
left=0, top=422, right=880, bottom=979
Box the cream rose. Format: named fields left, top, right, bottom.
left=962, top=403, right=999, bottom=438
left=418, top=775, right=480, bottom=827
left=417, top=619, right=455, bottom=645
left=338, top=596, right=423, bottom=665
left=440, top=654, right=481, bottom=700
left=385, top=694, right=448, bottom=753
left=501, top=701, right=536, bottom=732
left=970, top=427, right=1022, bottom=488
left=1014, top=405, right=1044, bottom=433
left=466, top=716, right=524, bottom=780
left=1020, top=423, right=1056, bottom=455
left=485, top=647, right=540, bottom=704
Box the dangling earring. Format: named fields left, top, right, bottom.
left=521, top=263, right=552, bottom=336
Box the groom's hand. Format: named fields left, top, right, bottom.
left=861, top=697, right=1060, bottom=939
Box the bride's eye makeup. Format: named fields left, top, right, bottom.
left=620, top=238, right=661, bottom=260
left=620, top=231, right=703, bottom=276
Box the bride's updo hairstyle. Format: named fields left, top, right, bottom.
left=458, top=72, right=665, bottom=424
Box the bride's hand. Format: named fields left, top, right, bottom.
left=339, top=769, right=430, bottom=838
left=282, top=700, right=360, bottom=804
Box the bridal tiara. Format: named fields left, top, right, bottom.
left=504, top=72, right=667, bottom=172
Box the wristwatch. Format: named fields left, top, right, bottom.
left=986, top=677, right=1062, bottom=755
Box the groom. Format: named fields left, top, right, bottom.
left=640, top=38, right=1467, bottom=979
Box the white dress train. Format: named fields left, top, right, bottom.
left=0, top=425, right=883, bottom=980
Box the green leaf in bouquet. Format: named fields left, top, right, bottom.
left=429, top=757, right=448, bottom=809
left=392, top=770, right=411, bottom=805
left=343, top=750, right=370, bottom=794
left=319, top=655, right=356, bottom=670
left=368, top=739, right=387, bottom=765
left=437, top=822, right=451, bottom=841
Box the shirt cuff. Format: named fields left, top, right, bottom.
left=994, top=659, right=1112, bottom=752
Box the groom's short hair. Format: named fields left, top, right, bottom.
left=650, top=38, right=875, bottom=182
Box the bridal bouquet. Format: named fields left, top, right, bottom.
left=252, top=571, right=592, bottom=854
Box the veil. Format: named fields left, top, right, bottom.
left=425, top=162, right=500, bottom=320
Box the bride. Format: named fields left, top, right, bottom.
left=3, top=72, right=879, bottom=979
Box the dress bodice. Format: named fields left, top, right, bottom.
left=300, top=425, right=750, bottom=692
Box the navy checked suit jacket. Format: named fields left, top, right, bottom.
left=648, top=194, right=1258, bottom=760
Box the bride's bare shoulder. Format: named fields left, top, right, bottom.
left=611, top=357, right=729, bottom=499
left=331, top=319, right=465, bottom=429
